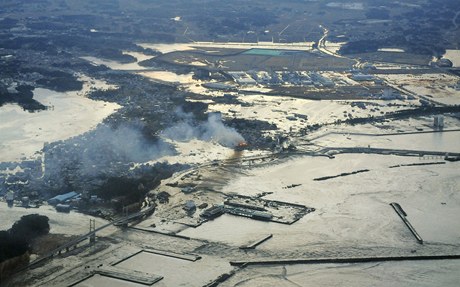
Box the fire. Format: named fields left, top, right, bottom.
left=234, top=141, right=249, bottom=151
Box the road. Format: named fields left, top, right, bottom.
left=23, top=205, right=155, bottom=270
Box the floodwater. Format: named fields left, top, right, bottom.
left=0, top=202, right=115, bottom=236
left=114, top=251, right=232, bottom=287
left=179, top=214, right=292, bottom=246
left=139, top=41, right=314, bottom=53
left=221, top=260, right=460, bottom=287
left=75, top=274, right=144, bottom=287
left=378, top=48, right=405, bottom=52
left=0, top=85, right=120, bottom=162
left=316, top=131, right=460, bottom=153
left=443, top=49, right=460, bottom=67
left=137, top=71, right=196, bottom=84
left=181, top=154, right=460, bottom=254
left=81, top=51, right=153, bottom=71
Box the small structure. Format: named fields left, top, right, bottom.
left=431, top=58, right=453, bottom=68
left=47, top=191, right=79, bottom=206
left=56, top=204, right=71, bottom=213
left=228, top=72, right=257, bottom=86
left=183, top=200, right=196, bottom=214
left=157, top=191, right=170, bottom=204
left=380, top=88, right=403, bottom=100
left=5, top=191, right=14, bottom=207
left=310, top=72, right=334, bottom=87
left=202, top=82, right=236, bottom=91
left=21, top=196, right=30, bottom=208
left=434, top=115, right=444, bottom=129
left=181, top=186, right=195, bottom=194
left=201, top=205, right=225, bottom=219
left=351, top=73, right=374, bottom=81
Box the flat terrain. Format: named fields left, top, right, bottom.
left=1, top=1, right=460, bottom=286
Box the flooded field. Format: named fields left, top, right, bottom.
left=179, top=214, right=292, bottom=246
left=221, top=260, right=460, bottom=287
left=0, top=202, right=115, bottom=236
left=81, top=51, right=154, bottom=71
left=138, top=71, right=197, bottom=85
left=114, top=251, right=232, bottom=287
left=209, top=154, right=460, bottom=253
left=75, top=274, right=145, bottom=287
left=315, top=131, right=460, bottom=153
left=139, top=41, right=314, bottom=53
left=0, top=84, right=119, bottom=162
left=3, top=39, right=460, bottom=287
left=379, top=73, right=460, bottom=105
left=443, top=49, right=460, bottom=67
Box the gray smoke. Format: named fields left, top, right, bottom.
left=162, top=109, right=245, bottom=147
left=79, top=123, right=174, bottom=170
left=44, top=122, right=175, bottom=180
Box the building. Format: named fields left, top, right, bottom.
left=47, top=191, right=79, bottom=206
left=56, top=204, right=72, bottom=213
left=5, top=191, right=14, bottom=207
left=200, top=205, right=225, bottom=219
left=380, top=88, right=403, bottom=100
left=351, top=73, right=374, bottom=81
left=434, top=115, right=444, bottom=129
left=310, top=72, right=334, bottom=87
left=228, top=72, right=257, bottom=86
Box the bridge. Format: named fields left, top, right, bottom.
left=22, top=205, right=155, bottom=270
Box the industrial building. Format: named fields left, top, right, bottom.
left=47, top=191, right=79, bottom=206
left=228, top=72, right=258, bottom=86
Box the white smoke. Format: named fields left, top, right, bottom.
left=80, top=123, right=174, bottom=167
left=162, top=109, right=244, bottom=147
left=43, top=122, right=176, bottom=180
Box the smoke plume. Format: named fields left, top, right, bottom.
left=43, top=121, right=175, bottom=182
left=162, top=109, right=244, bottom=147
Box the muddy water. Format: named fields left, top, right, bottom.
left=181, top=153, right=460, bottom=256
left=115, top=251, right=232, bottom=287
left=318, top=131, right=460, bottom=153
left=221, top=260, right=460, bottom=287
left=179, top=214, right=292, bottom=246
left=0, top=86, right=119, bottom=162
left=137, top=71, right=196, bottom=84
left=75, top=274, right=144, bottom=287
left=443, top=49, right=460, bottom=67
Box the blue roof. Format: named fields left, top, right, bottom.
left=48, top=191, right=78, bottom=203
